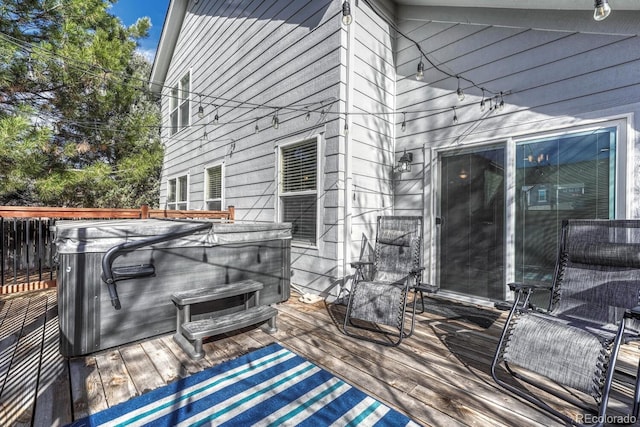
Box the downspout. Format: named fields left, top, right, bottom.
left=342, top=1, right=355, bottom=297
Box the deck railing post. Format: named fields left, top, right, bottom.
left=1, top=218, right=4, bottom=287
left=228, top=206, right=235, bottom=222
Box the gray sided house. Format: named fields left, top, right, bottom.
left=150, top=0, right=640, bottom=305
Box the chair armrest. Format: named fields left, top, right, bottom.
left=414, top=283, right=438, bottom=293
left=350, top=261, right=373, bottom=268
left=508, top=282, right=552, bottom=292
left=625, top=306, right=640, bottom=320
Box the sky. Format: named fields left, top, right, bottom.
left=109, top=0, right=171, bottom=63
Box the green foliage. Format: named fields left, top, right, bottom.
left=0, top=0, right=162, bottom=208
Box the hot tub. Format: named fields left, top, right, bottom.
left=54, top=219, right=291, bottom=357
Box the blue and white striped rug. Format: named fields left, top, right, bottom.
left=69, top=343, right=421, bottom=426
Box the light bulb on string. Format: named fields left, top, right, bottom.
left=456, top=77, right=465, bottom=102
left=305, top=107, right=310, bottom=121
left=594, top=0, right=611, bottom=21
left=197, top=95, right=204, bottom=119
left=401, top=112, right=406, bottom=132
left=272, top=110, right=279, bottom=129
left=416, top=61, right=424, bottom=81
left=452, top=106, right=458, bottom=124
left=342, top=0, right=353, bottom=26
left=480, top=88, right=486, bottom=112
left=212, top=105, right=219, bottom=125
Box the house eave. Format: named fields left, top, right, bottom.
left=149, top=0, right=188, bottom=96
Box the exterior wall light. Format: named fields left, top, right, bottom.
left=397, top=150, right=413, bottom=173
left=594, top=0, right=611, bottom=21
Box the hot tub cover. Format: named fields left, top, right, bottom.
left=54, top=219, right=292, bottom=253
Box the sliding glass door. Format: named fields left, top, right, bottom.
left=437, top=126, right=617, bottom=302
left=439, top=146, right=505, bottom=299
left=514, top=128, right=616, bottom=290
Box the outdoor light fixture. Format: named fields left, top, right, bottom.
left=456, top=77, right=465, bottom=102
left=397, top=150, right=413, bottom=173
left=416, top=61, right=424, bottom=81
left=594, top=0, right=611, bottom=21
left=342, top=0, right=353, bottom=26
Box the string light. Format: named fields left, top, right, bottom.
left=342, top=1, right=353, bottom=26
left=594, top=0, right=611, bottom=21
left=416, top=61, right=424, bottom=81
left=197, top=95, right=204, bottom=119
left=254, top=119, right=259, bottom=134
left=213, top=105, right=219, bottom=125
left=401, top=112, right=406, bottom=132
left=3, top=7, right=514, bottom=141
left=456, top=77, right=465, bottom=102
left=452, top=106, right=458, bottom=124
left=359, top=0, right=509, bottom=111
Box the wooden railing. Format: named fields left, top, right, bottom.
left=0, top=205, right=235, bottom=294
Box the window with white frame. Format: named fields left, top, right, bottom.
left=167, top=174, right=188, bottom=210
left=169, top=72, right=190, bottom=135
left=204, top=164, right=223, bottom=210
left=279, top=138, right=318, bottom=245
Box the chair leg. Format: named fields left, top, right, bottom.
left=634, top=356, right=640, bottom=419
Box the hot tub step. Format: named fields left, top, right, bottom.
left=182, top=306, right=277, bottom=339
left=171, top=279, right=264, bottom=306
left=173, top=306, right=278, bottom=359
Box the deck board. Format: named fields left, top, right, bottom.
left=0, top=289, right=638, bottom=426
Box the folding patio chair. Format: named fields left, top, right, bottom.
left=492, top=219, right=640, bottom=426
left=343, top=216, right=425, bottom=346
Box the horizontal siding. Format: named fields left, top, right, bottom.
left=160, top=0, right=344, bottom=295
left=394, top=6, right=640, bottom=279
left=159, top=2, right=640, bottom=297
left=348, top=0, right=397, bottom=270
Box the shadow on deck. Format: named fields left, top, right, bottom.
left=0, top=290, right=638, bottom=426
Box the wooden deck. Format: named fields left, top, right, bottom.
left=0, top=289, right=638, bottom=426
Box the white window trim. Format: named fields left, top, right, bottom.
left=166, top=173, right=190, bottom=210
left=275, top=134, right=322, bottom=248
left=168, top=69, right=191, bottom=136
left=203, top=161, right=225, bottom=211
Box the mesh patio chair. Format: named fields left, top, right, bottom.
left=343, top=216, right=426, bottom=346
left=492, top=219, right=640, bottom=426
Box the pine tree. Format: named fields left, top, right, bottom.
left=0, top=0, right=162, bottom=207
